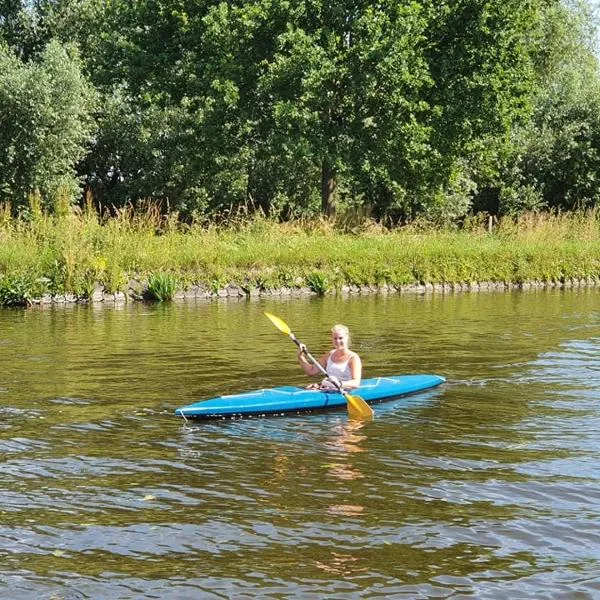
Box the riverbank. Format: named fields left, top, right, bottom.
left=1, top=207, right=599, bottom=305
left=20, top=277, right=600, bottom=306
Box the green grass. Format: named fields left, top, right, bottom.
left=146, top=272, right=178, bottom=302
left=0, top=204, right=598, bottom=304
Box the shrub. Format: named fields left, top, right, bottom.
left=306, top=271, right=329, bottom=295
left=145, top=272, right=178, bottom=302
left=0, top=274, right=48, bottom=306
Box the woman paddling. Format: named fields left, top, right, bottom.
left=297, top=324, right=362, bottom=390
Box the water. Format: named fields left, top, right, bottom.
left=0, top=289, right=599, bottom=598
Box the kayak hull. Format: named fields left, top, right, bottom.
left=175, top=374, right=445, bottom=419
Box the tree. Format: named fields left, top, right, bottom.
left=252, top=0, right=434, bottom=216
left=0, top=40, right=97, bottom=209
left=0, top=0, right=28, bottom=51
left=472, top=0, right=600, bottom=214
left=16, top=0, right=587, bottom=222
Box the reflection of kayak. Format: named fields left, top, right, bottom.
left=175, top=374, right=445, bottom=419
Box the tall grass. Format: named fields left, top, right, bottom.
left=0, top=206, right=598, bottom=304
left=146, top=272, right=178, bottom=302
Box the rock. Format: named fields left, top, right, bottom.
left=223, top=284, right=240, bottom=297
left=127, top=279, right=144, bottom=299
left=92, top=285, right=104, bottom=302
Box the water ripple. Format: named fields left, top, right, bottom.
left=0, top=291, right=599, bottom=598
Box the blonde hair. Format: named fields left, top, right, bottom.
left=331, top=324, right=350, bottom=345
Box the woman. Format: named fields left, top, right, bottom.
left=297, top=324, right=362, bottom=390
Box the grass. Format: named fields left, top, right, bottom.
left=0, top=202, right=598, bottom=305
left=146, top=272, right=178, bottom=302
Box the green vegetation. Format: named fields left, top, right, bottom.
left=0, top=41, right=96, bottom=207
left=0, top=207, right=597, bottom=305
left=2, top=0, right=599, bottom=306
left=146, top=272, right=178, bottom=302
left=0, top=1, right=599, bottom=224
left=306, top=272, right=330, bottom=297
left=0, top=273, right=48, bottom=307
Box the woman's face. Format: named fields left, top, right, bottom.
left=331, top=329, right=348, bottom=349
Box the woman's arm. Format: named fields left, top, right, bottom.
left=298, top=347, right=328, bottom=377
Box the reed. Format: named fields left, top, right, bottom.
left=146, top=272, right=178, bottom=302
left=0, top=206, right=597, bottom=303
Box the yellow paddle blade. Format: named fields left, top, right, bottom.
left=344, top=392, right=374, bottom=420
left=264, top=312, right=291, bottom=335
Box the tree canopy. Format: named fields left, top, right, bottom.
left=1, top=0, right=599, bottom=222
left=0, top=39, right=96, bottom=207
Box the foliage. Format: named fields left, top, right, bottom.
left=306, top=271, right=330, bottom=296
left=1, top=210, right=597, bottom=306
left=0, top=0, right=34, bottom=54
left=0, top=273, right=48, bottom=306
left=505, top=53, right=600, bottom=212
left=473, top=0, right=600, bottom=215
left=145, top=272, right=178, bottom=302
left=0, top=0, right=599, bottom=222
left=0, top=39, right=97, bottom=210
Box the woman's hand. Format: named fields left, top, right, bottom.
left=327, top=375, right=342, bottom=388
left=319, top=375, right=342, bottom=390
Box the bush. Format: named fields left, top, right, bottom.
left=0, top=274, right=48, bottom=306
left=306, top=271, right=329, bottom=296
left=0, top=41, right=97, bottom=209
left=145, top=272, right=178, bottom=302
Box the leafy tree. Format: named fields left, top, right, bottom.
left=0, top=40, right=97, bottom=209
left=80, top=0, right=435, bottom=217
left=10, top=0, right=598, bottom=222
left=473, top=0, right=600, bottom=214
left=0, top=0, right=28, bottom=50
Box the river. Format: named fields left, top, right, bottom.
left=1, top=288, right=599, bottom=598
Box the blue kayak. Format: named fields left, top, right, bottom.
left=175, top=374, right=445, bottom=419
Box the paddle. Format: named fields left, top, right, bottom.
left=264, top=312, right=374, bottom=420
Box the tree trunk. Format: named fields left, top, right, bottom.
left=321, top=159, right=336, bottom=217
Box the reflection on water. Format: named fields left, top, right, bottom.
left=0, top=289, right=599, bottom=598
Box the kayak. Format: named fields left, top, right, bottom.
left=175, top=374, right=445, bottom=419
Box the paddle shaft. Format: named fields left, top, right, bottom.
left=289, top=333, right=345, bottom=391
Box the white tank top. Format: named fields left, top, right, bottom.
left=326, top=351, right=352, bottom=381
